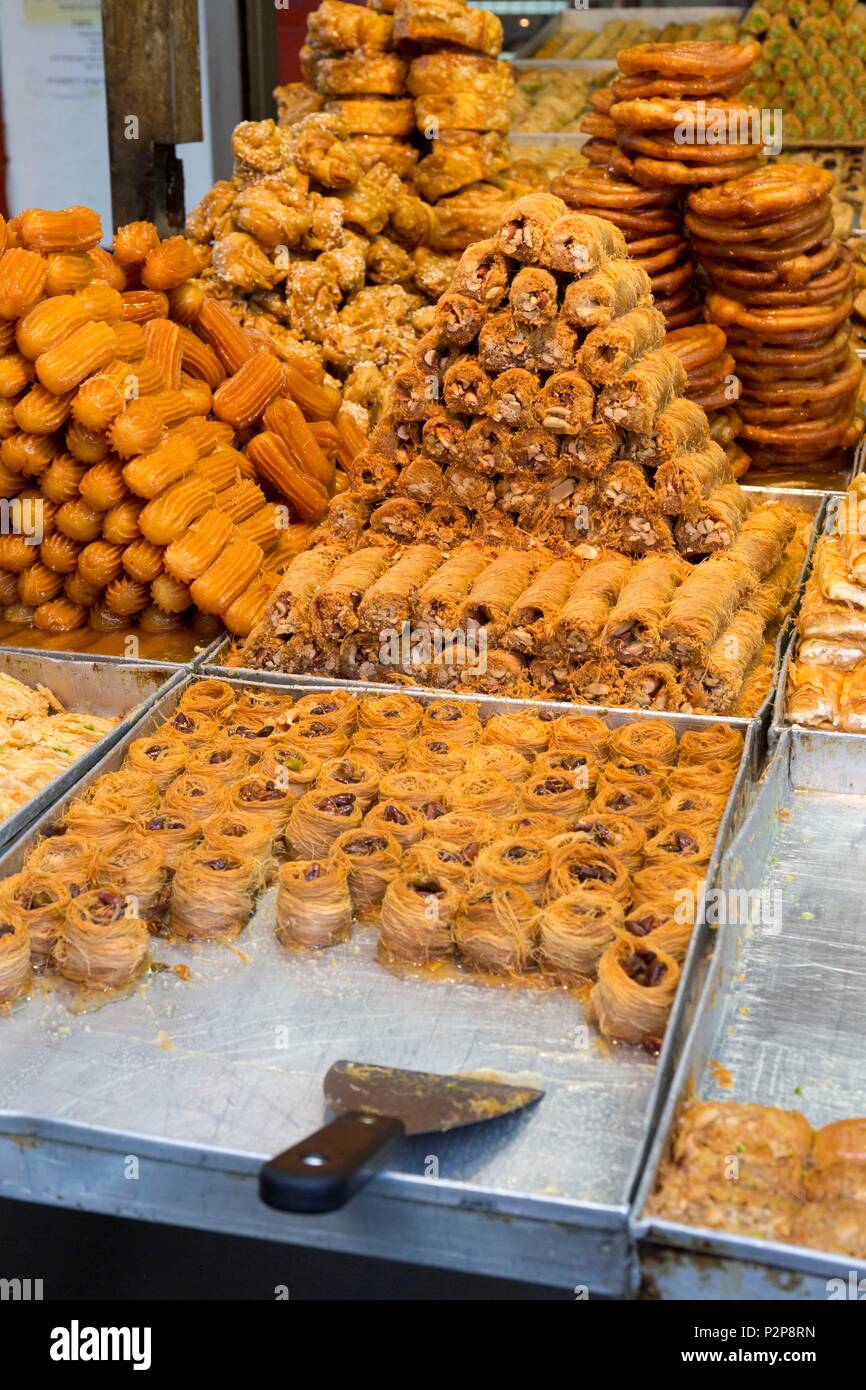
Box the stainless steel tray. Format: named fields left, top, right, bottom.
left=0, top=627, right=225, bottom=672
left=0, top=651, right=183, bottom=853
left=0, top=675, right=756, bottom=1294
left=632, top=726, right=866, bottom=1298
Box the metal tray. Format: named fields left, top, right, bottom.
left=512, top=7, right=742, bottom=68
left=632, top=726, right=866, bottom=1298
left=0, top=651, right=183, bottom=854
left=0, top=675, right=756, bottom=1295
left=0, top=625, right=225, bottom=672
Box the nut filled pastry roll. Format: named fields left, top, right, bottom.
left=370, top=497, right=425, bottom=543
left=496, top=192, right=567, bottom=264
left=562, top=259, right=652, bottom=330
left=509, top=267, right=559, bottom=328
left=504, top=558, right=581, bottom=655
left=254, top=546, right=343, bottom=641
left=462, top=419, right=511, bottom=477
left=674, top=483, right=750, bottom=556
left=624, top=397, right=710, bottom=469
left=310, top=547, right=392, bottom=641
left=661, top=555, right=756, bottom=666
left=655, top=441, right=732, bottom=518
left=430, top=291, right=489, bottom=350
left=477, top=309, right=534, bottom=373
left=599, top=347, right=687, bottom=433
left=560, top=421, right=621, bottom=478
left=621, top=662, right=686, bottom=712
left=414, top=543, right=489, bottom=627
left=389, top=362, right=440, bottom=423
left=420, top=502, right=472, bottom=547
left=422, top=409, right=466, bottom=465
left=542, top=211, right=626, bottom=274
left=533, top=371, right=595, bottom=435
left=727, top=503, right=798, bottom=582
left=602, top=553, right=690, bottom=666
left=396, top=456, right=446, bottom=505
left=599, top=460, right=659, bottom=514
left=582, top=306, right=666, bottom=387
left=443, top=357, right=492, bottom=416
left=357, top=544, right=442, bottom=630
left=698, top=608, right=766, bottom=714
left=486, top=368, right=539, bottom=429
left=460, top=551, right=545, bottom=632
left=552, top=552, right=633, bottom=660
left=449, top=238, right=509, bottom=307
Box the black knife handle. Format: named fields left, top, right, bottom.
left=259, top=1112, right=406, bottom=1214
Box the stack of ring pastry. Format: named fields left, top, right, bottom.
left=664, top=324, right=748, bottom=479
left=687, top=165, right=865, bottom=480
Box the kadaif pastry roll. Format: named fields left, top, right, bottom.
left=486, top=368, right=540, bottom=429
left=602, top=553, right=689, bottom=666
left=508, top=267, right=558, bottom=328
left=496, top=192, right=567, bottom=264
left=562, top=258, right=652, bottom=329
left=581, top=306, right=666, bottom=386
left=449, top=237, right=509, bottom=307
left=599, top=347, right=687, bottom=433
left=533, top=370, right=595, bottom=435
left=542, top=211, right=626, bottom=274
left=674, top=483, right=750, bottom=556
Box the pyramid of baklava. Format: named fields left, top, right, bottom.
left=336, top=191, right=744, bottom=560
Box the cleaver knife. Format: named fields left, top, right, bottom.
left=259, top=1059, right=544, bottom=1214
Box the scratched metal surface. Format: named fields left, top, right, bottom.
left=0, top=676, right=752, bottom=1258
left=0, top=652, right=182, bottom=853
left=634, top=728, right=866, bottom=1279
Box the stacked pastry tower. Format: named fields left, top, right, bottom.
left=565, top=39, right=763, bottom=335
left=687, top=166, right=864, bottom=481
left=786, top=472, right=866, bottom=732
left=341, top=192, right=748, bottom=560
left=664, top=323, right=749, bottom=479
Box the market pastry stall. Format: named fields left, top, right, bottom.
left=1, top=0, right=866, bottom=1301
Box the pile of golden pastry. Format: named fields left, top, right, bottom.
left=650, top=1099, right=866, bottom=1260
left=0, top=672, right=742, bottom=1051
left=246, top=502, right=808, bottom=717
left=0, top=205, right=355, bottom=642
left=215, top=0, right=527, bottom=418
left=566, top=40, right=762, bottom=332
left=691, top=165, right=864, bottom=478
left=786, top=472, right=866, bottom=732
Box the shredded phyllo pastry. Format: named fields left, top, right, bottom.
left=1, top=679, right=743, bottom=1046
left=0, top=672, right=117, bottom=824
left=648, top=1101, right=866, bottom=1261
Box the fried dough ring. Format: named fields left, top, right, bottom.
left=688, top=165, right=835, bottom=221
left=618, top=130, right=764, bottom=164
left=699, top=240, right=841, bottom=291
left=611, top=70, right=748, bottom=101
left=592, top=208, right=682, bottom=236
left=713, top=293, right=854, bottom=342
left=731, top=326, right=850, bottom=373
left=581, top=139, right=616, bottom=167
left=665, top=324, right=727, bottom=371
left=633, top=242, right=687, bottom=275
left=617, top=39, right=761, bottom=80
left=707, top=260, right=853, bottom=309
left=686, top=352, right=735, bottom=392
left=650, top=259, right=695, bottom=296
left=611, top=96, right=753, bottom=132
left=685, top=198, right=831, bottom=244
left=691, top=213, right=835, bottom=263
left=739, top=408, right=862, bottom=449
left=664, top=305, right=703, bottom=330
left=742, top=355, right=862, bottom=405
left=626, top=232, right=684, bottom=257
left=551, top=170, right=679, bottom=210
left=632, top=154, right=760, bottom=187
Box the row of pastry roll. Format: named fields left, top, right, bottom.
left=243, top=502, right=809, bottom=716
left=785, top=475, right=866, bottom=732
left=0, top=679, right=743, bottom=1051
left=0, top=204, right=347, bottom=642
left=0, top=670, right=117, bottom=823
left=648, top=1100, right=866, bottom=1261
